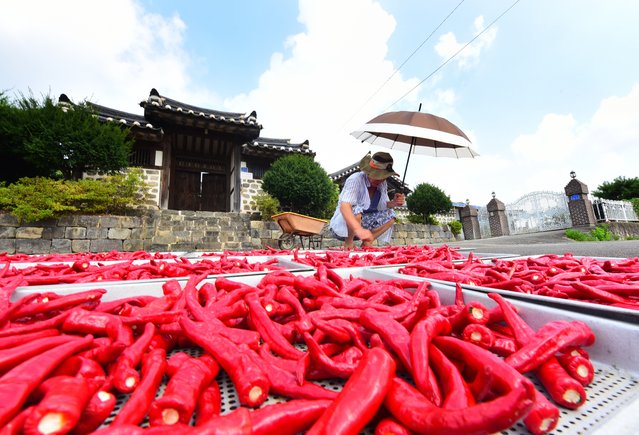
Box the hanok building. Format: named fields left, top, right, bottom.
left=61, top=89, right=314, bottom=212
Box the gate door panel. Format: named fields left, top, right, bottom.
left=201, top=173, right=226, bottom=212
left=171, top=170, right=200, bottom=211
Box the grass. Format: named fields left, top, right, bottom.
left=565, top=224, right=616, bottom=242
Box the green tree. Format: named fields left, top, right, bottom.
left=406, top=182, right=453, bottom=224
left=0, top=91, right=133, bottom=182
left=261, top=154, right=336, bottom=218
left=593, top=176, right=639, bottom=200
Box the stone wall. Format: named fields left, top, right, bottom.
left=607, top=222, right=639, bottom=239
left=240, top=168, right=264, bottom=213
left=0, top=211, right=457, bottom=254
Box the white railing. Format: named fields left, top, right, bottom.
left=592, top=198, right=638, bottom=222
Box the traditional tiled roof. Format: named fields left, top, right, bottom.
left=243, top=137, right=315, bottom=157
left=59, top=94, right=163, bottom=141
left=328, top=162, right=360, bottom=180
left=140, top=88, right=262, bottom=130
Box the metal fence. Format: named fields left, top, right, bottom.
left=592, top=198, right=639, bottom=222
left=477, top=191, right=573, bottom=237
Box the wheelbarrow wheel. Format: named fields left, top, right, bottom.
left=278, top=233, right=296, bottom=250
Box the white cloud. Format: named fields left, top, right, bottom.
left=0, top=0, right=218, bottom=114
left=435, top=16, right=497, bottom=69
left=451, top=84, right=639, bottom=205
left=511, top=113, right=578, bottom=161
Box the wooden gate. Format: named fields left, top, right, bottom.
left=170, top=170, right=227, bottom=211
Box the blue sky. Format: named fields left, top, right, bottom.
left=1, top=0, right=638, bottom=205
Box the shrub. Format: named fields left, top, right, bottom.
left=406, top=183, right=453, bottom=224
left=565, top=225, right=614, bottom=242
left=261, top=155, right=336, bottom=218
left=565, top=228, right=595, bottom=241
left=406, top=213, right=424, bottom=224
left=254, top=193, right=280, bottom=221
left=0, top=171, right=148, bottom=223
left=590, top=224, right=614, bottom=241
left=449, top=220, right=462, bottom=236
left=0, top=92, right=133, bottom=182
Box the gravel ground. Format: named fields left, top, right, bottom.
left=435, top=229, right=639, bottom=259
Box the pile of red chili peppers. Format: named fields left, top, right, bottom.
left=0, top=251, right=599, bottom=434
left=0, top=257, right=284, bottom=290
left=400, top=252, right=639, bottom=310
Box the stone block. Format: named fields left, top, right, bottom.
left=99, top=216, right=121, bottom=229
left=0, top=227, right=16, bottom=238
left=57, top=215, right=78, bottom=226
left=118, top=216, right=143, bottom=228
left=65, top=227, right=87, bottom=239
left=42, top=226, right=65, bottom=239
left=108, top=228, right=132, bottom=240
left=86, top=228, right=108, bottom=239
left=90, top=239, right=123, bottom=252
left=0, top=239, right=16, bottom=254
left=123, top=239, right=144, bottom=251
left=16, top=227, right=44, bottom=239
left=154, top=235, right=178, bottom=245
left=77, top=215, right=101, bottom=227
left=72, top=240, right=91, bottom=253
left=51, top=239, right=72, bottom=253
left=196, top=241, right=223, bottom=251
left=0, top=213, right=19, bottom=226
left=16, top=239, right=51, bottom=254
left=146, top=243, right=171, bottom=252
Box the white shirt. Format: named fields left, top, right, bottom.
left=329, top=172, right=390, bottom=238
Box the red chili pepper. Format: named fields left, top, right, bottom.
left=360, top=308, right=411, bottom=372
left=1, top=405, right=33, bottom=435
left=251, top=399, right=332, bottom=435
left=428, top=344, right=475, bottom=410
left=22, top=375, right=92, bottom=435
left=0, top=335, right=93, bottom=427
left=294, top=275, right=345, bottom=298
left=387, top=336, right=535, bottom=435
left=73, top=389, right=117, bottom=434
left=111, top=348, right=167, bottom=426
left=149, top=354, right=219, bottom=426
left=0, top=308, right=72, bottom=338
left=302, top=331, right=357, bottom=379
left=409, top=314, right=450, bottom=405
left=505, top=320, right=595, bottom=373
left=0, top=328, right=60, bottom=350
left=109, top=321, right=156, bottom=393
left=522, top=388, right=560, bottom=435
left=556, top=352, right=594, bottom=386
left=194, top=406, right=252, bottom=434
left=307, top=347, right=396, bottom=435
left=461, top=324, right=495, bottom=350
left=374, top=417, right=412, bottom=435
left=195, top=381, right=222, bottom=426
left=245, top=292, right=304, bottom=360
left=179, top=316, right=270, bottom=407
left=535, top=356, right=587, bottom=409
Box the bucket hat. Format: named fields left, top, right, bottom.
left=359, top=152, right=399, bottom=180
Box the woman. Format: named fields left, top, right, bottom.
left=329, top=152, right=405, bottom=248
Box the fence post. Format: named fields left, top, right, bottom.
left=564, top=171, right=596, bottom=228
left=460, top=201, right=481, bottom=240
left=487, top=192, right=510, bottom=237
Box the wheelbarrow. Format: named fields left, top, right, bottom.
left=272, top=212, right=327, bottom=250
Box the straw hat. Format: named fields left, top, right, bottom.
left=359, top=152, right=399, bottom=180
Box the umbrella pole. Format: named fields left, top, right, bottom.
left=401, top=138, right=415, bottom=194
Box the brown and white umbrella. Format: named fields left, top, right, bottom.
left=351, top=109, right=478, bottom=187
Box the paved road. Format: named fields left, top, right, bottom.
left=436, top=230, right=639, bottom=258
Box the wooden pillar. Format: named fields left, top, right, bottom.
left=460, top=202, right=481, bottom=240
left=487, top=192, right=510, bottom=237
left=564, top=171, right=596, bottom=228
